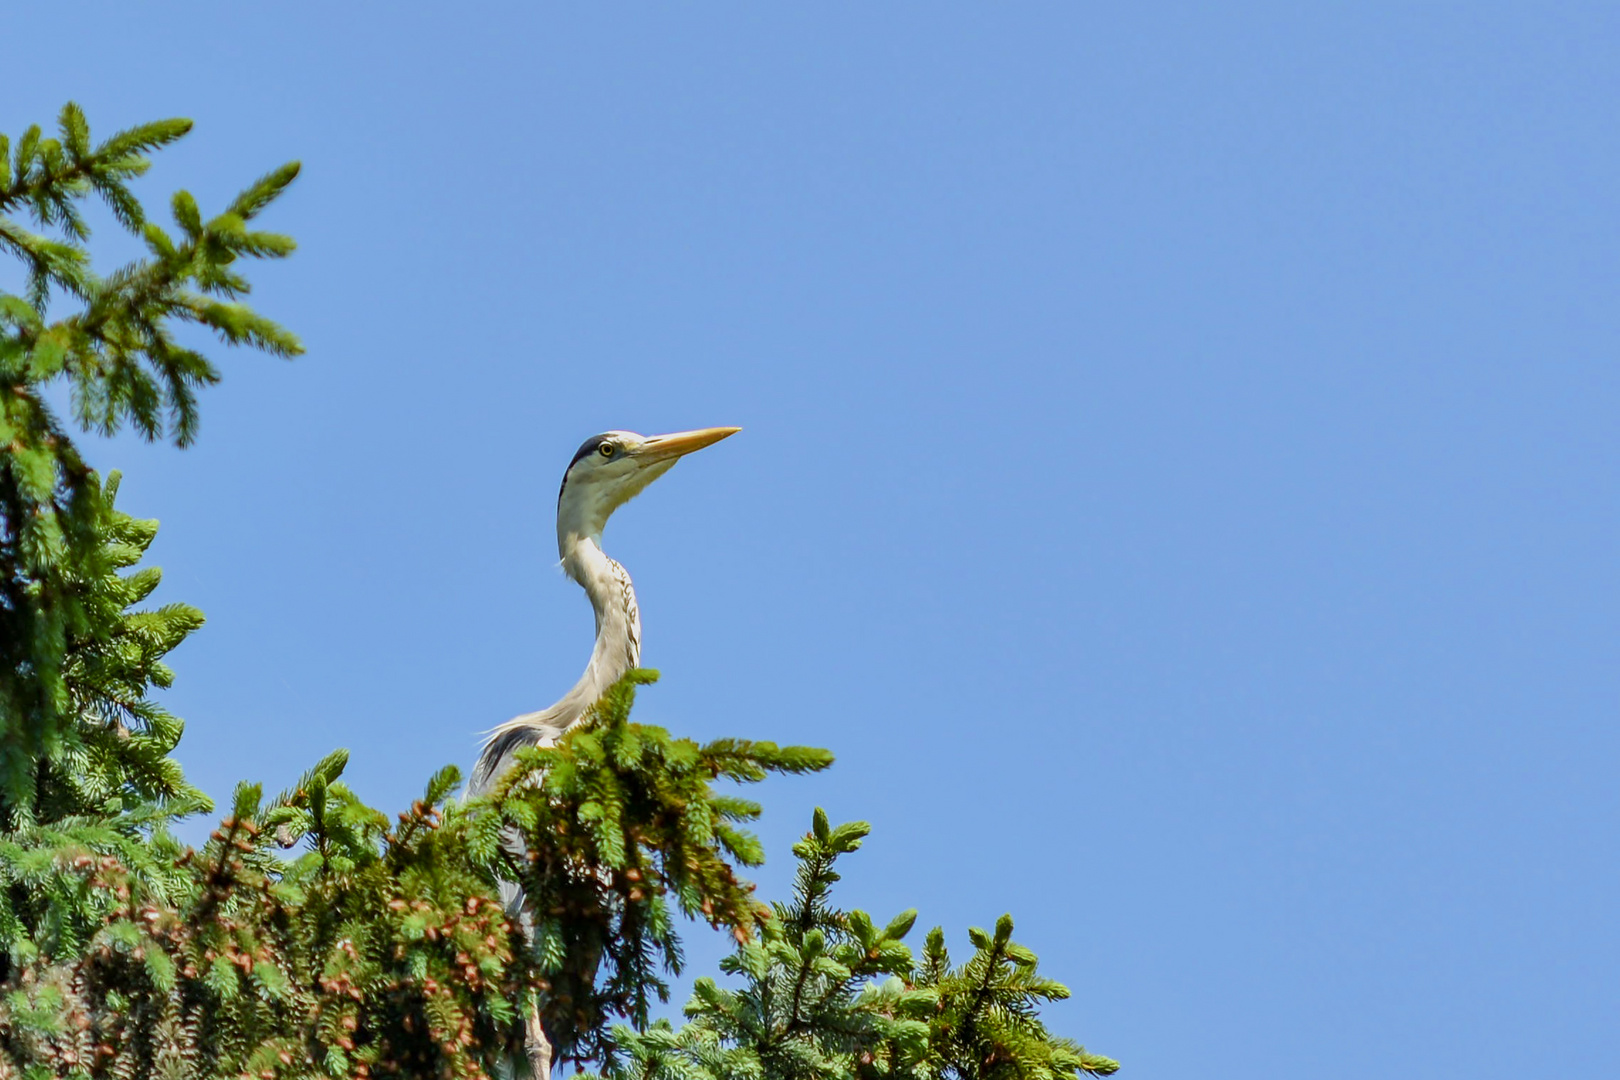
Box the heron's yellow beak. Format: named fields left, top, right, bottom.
left=635, top=427, right=741, bottom=463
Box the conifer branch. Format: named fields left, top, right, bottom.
left=0, top=105, right=301, bottom=821
left=584, top=812, right=1115, bottom=1080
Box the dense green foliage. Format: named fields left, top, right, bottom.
left=0, top=673, right=825, bottom=1079
left=0, top=102, right=298, bottom=820
left=0, top=105, right=1117, bottom=1079
left=588, top=812, right=1118, bottom=1080
left=481, top=670, right=834, bottom=1065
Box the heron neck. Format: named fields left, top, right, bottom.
left=561, top=536, right=641, bottom=704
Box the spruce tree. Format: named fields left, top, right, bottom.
left=0, top=105, right=1118, bottom=1079
left=586, top=811, right=1118, bottom=1080
left=0, top=104, right=299, bottom=822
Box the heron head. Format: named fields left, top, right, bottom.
left=556, top=427, right=740, bottom=554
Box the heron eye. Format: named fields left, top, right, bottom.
left=599, top=443, right=615, bottom=458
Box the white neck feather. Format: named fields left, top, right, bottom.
left=471, top=535, right=641, bottom=794
left=561, top=535, right=642, bottom=688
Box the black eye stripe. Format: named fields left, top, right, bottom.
left=567, top=434, right=611, bottom=471
left=559, top=433, right=614, bottom=504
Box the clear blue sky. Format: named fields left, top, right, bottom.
left=8, top=4, right=1618, bottom=1076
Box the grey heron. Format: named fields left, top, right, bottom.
left=467, top=426, right=739, bottom=1079
left=470, top=426, right=740, bottom=794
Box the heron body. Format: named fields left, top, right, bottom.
left=470, top=426, right=738, bottom=794
left=468, top=427, right=738, bottom=1078
left=470, top=540, right=641, bottom=789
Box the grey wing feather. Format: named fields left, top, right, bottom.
left=470, top=709, right=570, bottom=796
